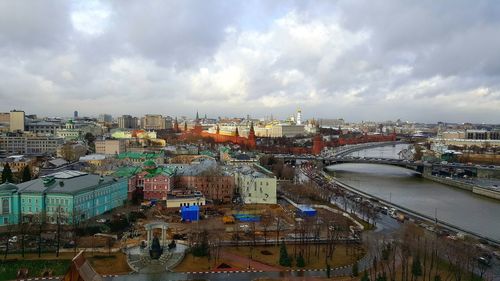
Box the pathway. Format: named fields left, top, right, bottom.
left=220, top=250, right=283, bottom=272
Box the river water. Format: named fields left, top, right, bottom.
left=327, top=144, right=500, bottom=241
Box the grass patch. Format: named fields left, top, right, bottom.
left=0, top=259, right=70, bottom=281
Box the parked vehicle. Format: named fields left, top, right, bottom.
left=478, top=255, right=492, bottom=266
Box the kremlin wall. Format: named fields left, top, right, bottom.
left=178, top=116, right=396, bottom=155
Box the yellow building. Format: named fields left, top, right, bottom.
left=233, top=164, right=277, bottom=204
left=165, top=195, right=206, bottom=208
left=95, top=139, right=126, bottom=155
left=9, top=110, right=25, bottom=132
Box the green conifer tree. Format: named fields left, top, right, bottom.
left=1, top=163, right=14, bottom=183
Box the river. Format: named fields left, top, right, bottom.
left=327, top=144, right=500, bottom=241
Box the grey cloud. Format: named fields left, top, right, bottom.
left=0, top=0, right=499, bottom=123
left=0, top=1, right=71, bottom=49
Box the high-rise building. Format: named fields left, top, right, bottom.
left=118, top=115, right=138, bottom=129
left=98, top=114, right=112, bottom=123
left=74, top=111, right=78, bottom=119
left=9, top=110, right=25, bottom=132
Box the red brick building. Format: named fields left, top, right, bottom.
left=175, top=175, right=234, bottom=203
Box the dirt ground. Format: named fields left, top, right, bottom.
left=225, top=244, right=363, bottom=270
left=87, top=252, right=132, bottom=275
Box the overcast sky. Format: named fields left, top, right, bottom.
left=1, top=1, right=499, bottom=123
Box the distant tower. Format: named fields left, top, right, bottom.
left=247, top=122, right=256, bottom=149
left=312, top=134, right=324, bottom=155
left=193, top=111, right=203, bottom=134
left=174, top=117, right=180, bottom=132
left=296, top=109, right=302, bottom=125
left=74, top=111, right=78, bottom=119
left=312, top=124, right=324, bottom=155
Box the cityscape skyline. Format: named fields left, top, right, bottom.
left=1, top=1, right=500, bottom=123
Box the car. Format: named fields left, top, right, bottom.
left=63, top=241, right=76, bottom=248
left=478, top=255, right=491, bottom=266
left=96, top=218, right=107, bottom=223
left=8, top=236, right=17, bottom=243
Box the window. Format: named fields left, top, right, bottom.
left=2, top=199, right=9, bottom=214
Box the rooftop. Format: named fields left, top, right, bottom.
left=16, top=171, right=121, bottom=195
left=79, top=154, right=106, bottom=161
left=116, top=152, right=163, bottom=160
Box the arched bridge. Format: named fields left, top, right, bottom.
left=321, top=156, right=424, bottom=173
left=275, top=153, right=424, bottom=173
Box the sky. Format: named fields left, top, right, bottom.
left=0, top=0, right=499, bottom=123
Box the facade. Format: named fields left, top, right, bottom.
left=9, top=110, right=25, bottom=132
left=0, top=155, right=35, bottom=173
left=118, top=115, right=138, bottom=129
left=95, top=139, right=126, bottom=155
left=129, top=161, right=175, bottom=200
left=270, top=124, right=305, bottom=138
left=233, top=164, right=277, bottom=204
left=55, top=120, right=82, bottom=141
left=26, top=120, right=63, bottom=135
left=436, top=130, right=500, bottom=147
left=140, top=114, right=167, bottom=130
left=0, top=113, right=9, bottom=133
left=0, top=171, right=128, bottom=226
left=0, top=113, right=10, bottom=124
left=98, top=114, right=112, bottom=123
left=166, top=194, right=205, bottom=208
left=0, top=183, right=20, bottom=225
left=173, top=158, right=235, bottom=203
left=175, top=173, right=234, bottom=203
left=0, top=133, right=64, bottom=155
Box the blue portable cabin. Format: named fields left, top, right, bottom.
left=181, top=205, right=200, bottom=222
left=233, top=213, right=261, bottom=222
left=297, top=205, right=317, bottom=217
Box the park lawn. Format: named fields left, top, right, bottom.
left=173, top=253, right=242, bottom=272
left=225, top=244, right=363, bottom=270
left=0, top=259, right=71, bottom=281
left=87, top=252, right=132, bottom=275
